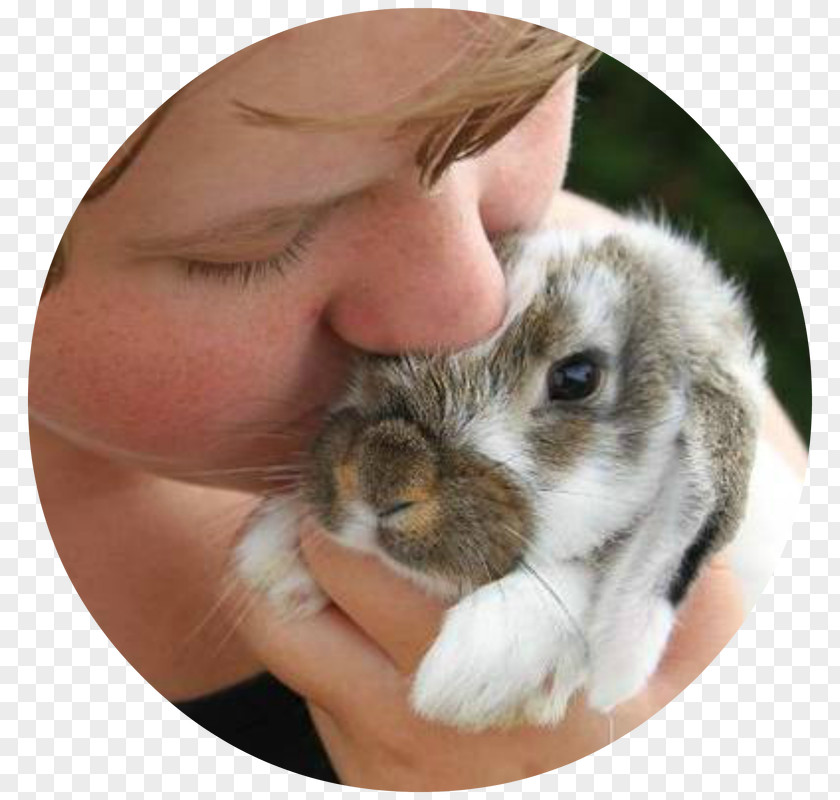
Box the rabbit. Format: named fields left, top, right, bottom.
left=234, top=215, right=765, bottom=731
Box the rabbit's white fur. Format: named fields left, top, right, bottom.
left=235, top=217, right=766, bottom=729
left=235, top=498, right=327, bottom=620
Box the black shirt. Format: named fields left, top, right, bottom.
left=174, top=672, right=340, bottom=783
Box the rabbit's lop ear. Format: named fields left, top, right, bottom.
left=666, top=377, right=760, bottom=604
left=586, top=373, right=760, bottom=713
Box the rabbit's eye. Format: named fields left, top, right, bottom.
left=547, top=355, right=601, bottom=401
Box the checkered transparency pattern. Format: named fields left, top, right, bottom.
left=3, top=1, right=834, bottom=798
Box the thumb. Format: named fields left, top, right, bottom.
left=300, top=527, right=447, bottom=673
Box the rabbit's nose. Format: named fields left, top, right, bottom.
left=355, top=420, right=440, bottom=520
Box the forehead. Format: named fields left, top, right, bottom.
left=83, top=12, right=478, bottom=248
left=230, top=12, right=476, bottom=118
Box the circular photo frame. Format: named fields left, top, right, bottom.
left=27, top=9, right=810, bottom=792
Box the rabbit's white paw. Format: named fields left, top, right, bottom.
left=410, top=597, right=549, bottom=729
left=520, top=659, right=587, bottom=726
left=235, top=498, right=327, bottom=621
left=410, top=568, right=589, bottom=730
left=587, top=597, right=674, bottom=712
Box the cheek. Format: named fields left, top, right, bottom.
left=29, top=279, right=326, bottom=468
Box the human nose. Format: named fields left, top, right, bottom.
left=323, top=178, right=508, bottom=355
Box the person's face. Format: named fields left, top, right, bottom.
left=29, top=11, right=578, bottom=487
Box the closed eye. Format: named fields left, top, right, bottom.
left=180, top=216, right=320, bottom=286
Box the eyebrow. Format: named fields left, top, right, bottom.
left=88, top=94, right=373, bottom=255
left=128, top=188, right=364, bottom=255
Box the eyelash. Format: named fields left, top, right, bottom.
left=181, top=221, right=319, bottom=286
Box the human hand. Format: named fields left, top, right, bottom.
left=239, top=527, right=744, bottom=791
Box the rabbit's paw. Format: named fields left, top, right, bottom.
left=409, top=582, right=583, bottom=730
left=587, top=597, right=674, bottom=712
left=234, top=499, right=327, bottom=622
left=520, top=660, right=587, bottom=727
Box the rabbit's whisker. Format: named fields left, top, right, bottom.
left=191, top=494, right=321, bottom=654
left=174, top=464, right=308, bottom=482
left=209, top=586, right=266, bottom=657
left=471, top=540, right=496, bottom=589
left=519, top=559, right=589, bottom=652
left=489, top=516, right=588, bottom=649
left=224, top=421, right=314, bottom=442
left=182, top=573, right=248, bottom=646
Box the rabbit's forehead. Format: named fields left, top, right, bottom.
left=496, top=255, right=630, bottom=363
left=551, top=262, right=629, bottom=351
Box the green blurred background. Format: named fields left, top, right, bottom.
left=565, top=54, right=811, bottom=444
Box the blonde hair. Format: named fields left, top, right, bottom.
left=235, top=17, right=597, bottom=186
left=45, top=16, right=597, bottom=293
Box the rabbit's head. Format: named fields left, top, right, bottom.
left=303, top=224, right=757, bottom=597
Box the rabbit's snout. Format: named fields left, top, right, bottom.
left=334, top=417, right=440, bottom=519
left=309, top=408, right=534, bottom=590
left=312, top=413, right=444, bottom=550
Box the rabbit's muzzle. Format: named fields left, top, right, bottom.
left=308, top=411, right=535, bottom=592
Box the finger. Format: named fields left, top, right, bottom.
left=551, top=557, right=745, bottom=753
left=299, top=527, right=446, bottom=673
left=654, top=555, right=745, bottom=696
left=237, top=588, right=406, bottom=712
left=597, top=556, right=744, bottom=737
